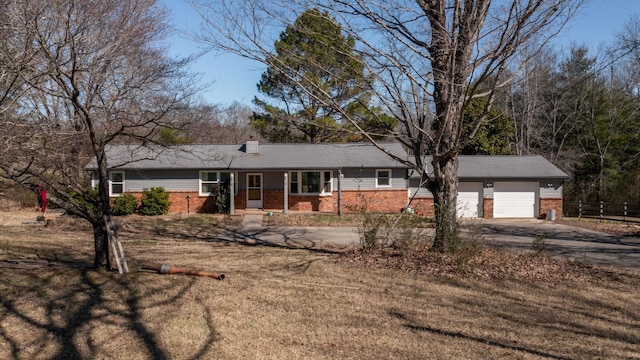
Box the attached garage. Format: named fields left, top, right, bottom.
left=457, top=182, right=483, bottom=218
left=493, top=182, right=538, bottom=218
left=404, top=155, right=568, bottom=220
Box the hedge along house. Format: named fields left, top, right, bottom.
left=87, top=141, right=568, bottom=219
left=87, top=141, right=412, bottom=215
left=409, top=156, right=569, bottom=219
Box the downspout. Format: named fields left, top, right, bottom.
left=229, top=172, right=235, bottom=215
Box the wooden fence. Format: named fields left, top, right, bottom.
left=563, top=201, right=640, bottom=222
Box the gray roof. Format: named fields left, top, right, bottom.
left=87, top=143, right=568, bottom=179
left=457, top=155, right=568, bottom=179
left=86, top=142, right=410, bottom=171
left=408, top=155, right=568, bottom=179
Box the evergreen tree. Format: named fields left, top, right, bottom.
left=251, top=8, right=395, bottom=143
left=461, top=97, right=515, bottom=155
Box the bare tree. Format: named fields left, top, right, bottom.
left=0, top=0, right=196, bottom=268
left=508, top=46, right=587, bottom=171
left=177, top=101, right=262, bottom=143
left=192, top=0, right=583, bottom=250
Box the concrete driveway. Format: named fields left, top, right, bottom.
left=472, top=219, right=640, bottom=271
left=217, top=215, right=640, bottom=271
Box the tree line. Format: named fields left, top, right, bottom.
left=238, top=6, right=640, bottom=207
left=504, top=41, right=640, bottom=205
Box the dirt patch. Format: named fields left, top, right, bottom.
left=0, top=209, right=64, bottom=226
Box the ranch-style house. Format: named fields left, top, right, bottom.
left=87, top=141, right=568, bottom=219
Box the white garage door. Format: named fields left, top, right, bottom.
left=457, top=182, right=483, bottom=218
left=494, top=182, right=538, bottom=218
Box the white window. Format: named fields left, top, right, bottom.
left=91, top=172, right=98, bottom=189
left=200, top=171, right=233, bottom=196
left=289, top=171, right=332, bottom=195
left=290, top=172, right=299, bottom=194
left=109, top=171, right=125, bottom=196
left=376, top=169, right=391, bottom=187
left=323, top=171, right=332, bottom=193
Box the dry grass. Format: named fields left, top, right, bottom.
left=1, top=211, right=639, bottom=359
left=262, top=212, right=368, bottom=226
left=262, top=212, right=433, bottom=227
left=560, top=218, right=640, bottom=237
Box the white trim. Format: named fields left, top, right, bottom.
left=109, top=171, right=125, bottom=197
left=457, top=182, right=483, bottom=218
left=376, top=169, right=392, bottom=188
left=288, top=170, right=333, bottom=195
left=246, top=173, right=263, bottom=208
left=493, top=181, right=539, bottom=218
left=199, top=170, right=236, bottom=196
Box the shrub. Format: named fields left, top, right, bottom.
left=112, top=193, right=138, bottom=216
left=532, top=233, right=547, bottom=255
left=388, top=214, right=431, bottom=252
left=139, top=187, right=171, bottom=216
left=358, top=213, right=433, bottom=252
left=214, top=185, right=229, bottom=214
left=358, top=213, right=390, bottom=250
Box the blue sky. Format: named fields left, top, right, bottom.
left=161, top=0, right=640, bottom=106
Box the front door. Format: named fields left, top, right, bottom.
left=246, top=173, right=263, bottom=209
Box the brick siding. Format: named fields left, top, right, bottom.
left=409, top=198, right=435, bottom=217
left=118, top=191, right=230, bottom=214
left=483, top=198, right=494, bottom=219
left=539, top=198, right=563, bottom=220
left=340, top=190, right=408, bottom=213
left=118, top=190, right=562, bottom=220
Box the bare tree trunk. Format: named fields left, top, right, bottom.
left=92, top=221, right=109, bottom=269
left=428, top=157, right=459, bottom=252
left=93, top=149, right=111, bottom=268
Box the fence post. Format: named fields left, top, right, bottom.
left=578, top=200, right=582, bottom=220
left=624, top=202, right=627, bottom=221
left=600, top=201, right=603, bottom=222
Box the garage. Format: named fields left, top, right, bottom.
left=457, top=182, right=483, bottom=218
left=493, top=182, right=538, bottom=218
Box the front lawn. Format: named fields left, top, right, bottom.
left=0, top=211, right=638, bottom=359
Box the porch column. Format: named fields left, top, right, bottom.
left=283, top=172, right=288, bottom=213
left=229, top=172, right=235, bottom=215
left=337, top=169, right=342, bottom=215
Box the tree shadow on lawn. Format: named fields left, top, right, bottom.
left=0, top=266, right=220, bottom=360
left=209, top=226, right=349, bottom=254
left=403, top=322, right=573, bottom=360
left=389, top=281, right=640, bottom=360
left=388, top=308, right=572, bottom=359
left=122, top=221, right=348, bottom=255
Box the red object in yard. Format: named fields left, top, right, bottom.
left=37, top=187, right=47, bottom=213
left=141, top=264, right=225, bottom=280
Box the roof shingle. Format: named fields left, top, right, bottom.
left=87, top=143, right=568, bottom=179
